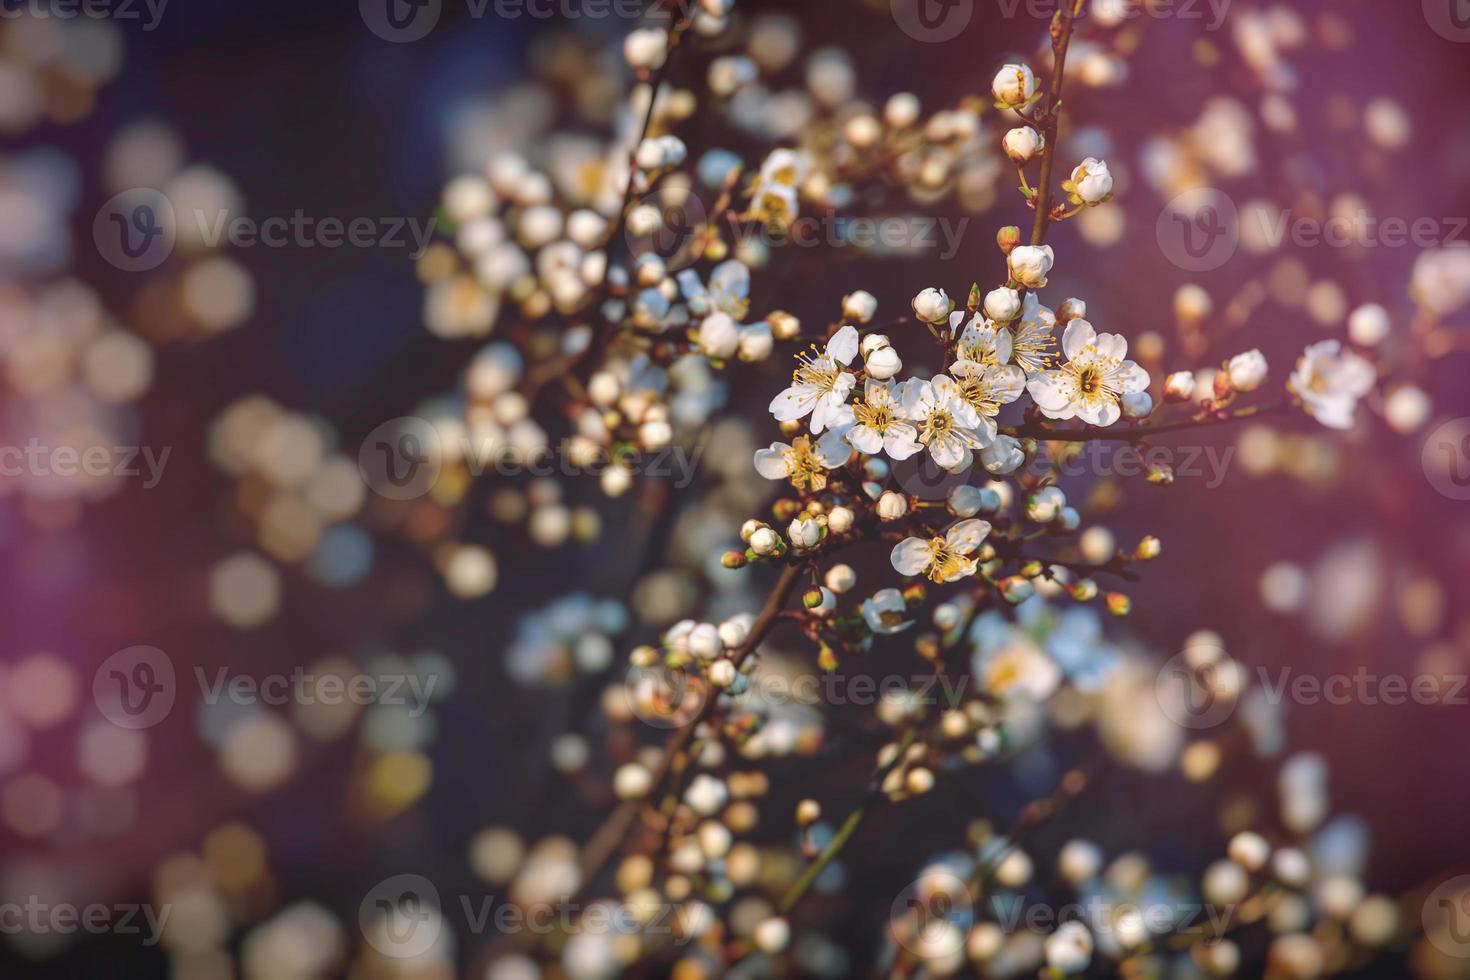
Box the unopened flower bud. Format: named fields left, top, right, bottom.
left=877, top=492, right=909, bottom=521
left=866, top=345, right=903, bottom=380
left=1105, top=592, right=1132, bottom=616
left=996, top=226, right=1022, bottom=254
left=842, top=290, right=878, bottom=323
left=827, top=506, right=854, bottom=533
left=1163, top=371, right=1196, bottom=402
left=722, top=550, right=747, bottom=569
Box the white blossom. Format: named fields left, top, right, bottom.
left=753, top=434, right=849, bottom=491
left=902, top=377, right=991, bottom=471
left=861, top=588, right=912, bottom=634
left=1026, top=318, right=1151, bottom=427
left=842, top=290, right=878, bottom=323
left=1226, top=349, right=1268, bottom=392
left=891, top=519, right=992, bottom=582
left=1289, top=341, right=1375, bottom=430
left=984, top=286, right=1022, bottom=323
left=768, top=325, right=860, bottom=433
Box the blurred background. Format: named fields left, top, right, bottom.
left=1, top=0, right=1469, bottom=975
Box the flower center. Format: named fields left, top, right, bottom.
left=1065, top=349, right=1121, bottom=404
left=855, top=400, right=895, bottom=431
left=925, top=538, right=965, bottom=582
left=879, top=609, right=905, bottom=628
left=783, top=436, right=828, bottom=493
left=956, top=378, right=1000, bottom=417
left=922, top=410, right=956, bottom=442
left=793, top=348, right=838, bottom=392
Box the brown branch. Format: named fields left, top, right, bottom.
left=1001, top=399, right=1288, bottom=443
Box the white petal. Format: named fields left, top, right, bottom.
left=849, top=425, right=884, bottom=455
left=770, top=386, right=819, bottom=422
left=1077, top=398, right=1120, bottom=427
left=1115, top=360, right=1150, bottom=394
left=1027, top=372, right=1077, bottom=418
left=1061, top=319, right=1097, bottom=361
left=929, top=436, right=969, bottom=471
left=816, top=428, right=853, bottom=466
left=883, top=424, right=922, bottom=460
left=1092, top=331, right=1127, bottom=362
left=891, top=537, right=933, bottom=576
left=945, top=519, right=992, bottom=554
left=827, top=325, right=860, bottom=365
left=992, top=365, right=1027, bottom=403
left=753, top=445, right=790, bottom=479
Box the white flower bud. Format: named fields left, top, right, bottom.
left=1007, top=245, right=1053, bottom=289
left=1227, top=349, right=1268, bottom=392
left=1068, top=157, right=1114, bottom=205
left=947, top=484, right=983, bottom=517
left=737, top=322, right=774, bottom=361
left=614, top=763, right=653, bottom=799
left=884, top=92, right=921, bottom=128
left=980, top=435, right=1025, bottom=475
left=843, top=290, right=878, bottom=323
left=1002, top=126, right=1043, bottom=163
left=1056, top=297, right=1086, bottom=323
left=1058, top=840, right=1103, bottom=885
left=984, top=286, right=1022, bottom=322
left=697, top=312, right=740, bottom=358
left=827, top=506, right=855, bottom=533
left=1121, top=390, right=1153, bottom=419
left=749, top=527, right=779, bottom=555
left=787, top=517, right=823, bottom=549
left=876, top=492, right=909, bottom=521
left=623, top=28, right=668, bottom=71
left=708, top=659, right=737, bottom=689
left=687, top=623, right=723, bottom=660
left=1227, top=831, right=1271, bottom=872
left=635, top=138, right=667, bottom=172
left=865, top=345, right=903, bottom=380
left=991, top=63, right=1039, bottom=108
left=911, top=287, right=951, bottom=324
left=1163, top=371, right=1196, bottom=401
left=1348, top=303, right=1391, bottom=346
left=1045, top=921, right=1093, bottom=975
left=601, top=464, right=632, bottom=497
left=753, top=917, right=790, bottom=954
left=684, top=773, right=727, bottom=815
left=824, top=563, right=857, bottom=594
left=860, top=332, right=891, bottom=358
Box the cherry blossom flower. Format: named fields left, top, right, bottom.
left=890, top=519, right=992, bottom=583
left=1065, top=157, right=1114, bottom=206
left=861, top=588, right=913, bottom=634
left=1007, top=244, right=1054, bottom=289
left=1026, top=318, right=1150, bottom=427
left=948, top=358, right=1026, bottom=442
left=826, top=379, right=921, bottom=460
left=1289, top=341, right=1375, bottom=430
left=902, top=376, right=991, bottom=470
left=753, top=433, right=849, bottom=492
left=769, top=325, right=859, bottom=433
